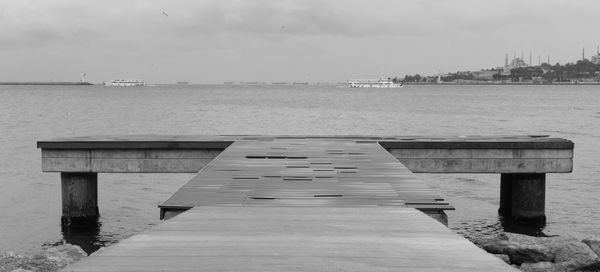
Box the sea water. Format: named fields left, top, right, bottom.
left=0, top=84, right=599, bottom=254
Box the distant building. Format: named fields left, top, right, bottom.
left=590, top=46, right=600, bottom=65
left=504, top=58, right=528, bottom=72
left=592, top=53, right=600, bottom=65
left=592, top=55, right=600, bottom=65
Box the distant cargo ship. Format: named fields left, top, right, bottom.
left=347, top=78, right=403, bottom=88
left=104, top=79, right=145, bottom=87
left=177, top=81, right=189, bottom=85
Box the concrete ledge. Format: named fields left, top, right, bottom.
left=389, top=148, right=572, bottom=159
left=395, top=158, right=572, bottom=173
left=379, top=139, right=574, bottom=149
left=37, top=135, right=573, bottom=150
left=42, top=149, right=222, bottom=173
left=389, top=148, right=573, bottom=173
left=38, top=135, right=574, bottom=174
left=37, top=141, right=233, bottom=150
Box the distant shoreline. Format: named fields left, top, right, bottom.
left=0, top=82, right=93, bottom=86
left=403, top=82, right=600, bottom=85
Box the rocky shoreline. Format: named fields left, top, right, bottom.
left=474, top=233, right=600, bottom=272
left=0, top=244, right=87, bottom=272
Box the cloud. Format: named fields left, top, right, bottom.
left=1, top=0, right=599, bottom=83
left=167, top=0, right=600, bottom=37
left=2, top=0, right=599, bottom=51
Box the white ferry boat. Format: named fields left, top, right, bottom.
left=104, top=79, right=145, bottom=87
left=347, top=78, right=403, bottom=88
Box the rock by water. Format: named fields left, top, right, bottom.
left=44, top=244, right=87, bottom=268
left=475, top=232, right=600, bottom=272
left=520, top=261, right=570, bottom=272
left=575, top=261, right=600, bottom=271
left=478, top=234, right=553, bottom=264
left=583, top=237, right=600, bottom=257
left=0, top=244, right=87, bottom=272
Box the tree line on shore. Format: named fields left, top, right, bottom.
left=396, top=59, right=600, bottom=83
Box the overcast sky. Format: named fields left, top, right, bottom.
left=1, top=0, right=599, bottom=83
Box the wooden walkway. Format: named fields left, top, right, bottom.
left=63, top=206, right=515, bottom=272
left=159, top=139, right=453, bottom=217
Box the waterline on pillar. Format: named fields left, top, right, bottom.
left=61, top=215, right=103, bottom=254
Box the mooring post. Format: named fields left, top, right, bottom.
left=61, top=172, right=99, bottom=228
left=499, top=173, right=546, bottom=225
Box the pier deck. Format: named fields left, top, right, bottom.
left=159, top=138, right=452, bottom=219
left=63, top=206, right=515, bottom=272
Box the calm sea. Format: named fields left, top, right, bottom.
left=1, top=84, right=599, bottom=254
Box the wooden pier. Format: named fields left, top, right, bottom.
left=36, top=135, right=573, bottom=271
left=158, top=138, right=452, bottom=222
left=62, top=206, right=515, bottom=271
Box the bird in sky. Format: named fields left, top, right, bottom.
left=162, top=11, right=168, bottom=17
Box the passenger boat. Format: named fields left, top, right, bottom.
left=347, top=78, right=403, bottom=88
left=104, top=79, right=145, bottom=87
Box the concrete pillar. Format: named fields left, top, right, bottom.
left=499, top=173, right=546, bottom=226
left=498, top=174, right=512, bottom=216
left=61, top=172, right=99, bottom=228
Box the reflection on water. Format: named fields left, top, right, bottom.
left=499, top=216, right=550, bottom=237
left=453, top=214, right=549, bottom=243
left=61, top=218, right=103, bottom=254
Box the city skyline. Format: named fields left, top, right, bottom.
left=1, top=0, right=600, bottom=83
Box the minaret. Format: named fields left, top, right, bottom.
left=529, top=51, right=532, bottom=66
left=582, top=47, right=585, bottom=61
left=505, top=53, right=508, bottom=67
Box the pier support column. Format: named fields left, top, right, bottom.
left=61, top=172, right=99, bottom=228
left=498, top=174, right=512, bottom=216
left=499, top=173, right=546, bottom=226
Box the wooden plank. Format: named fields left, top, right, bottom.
left=159, top=139, right=453, bottom=214
left=62, top=207, right=516, bottom=272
